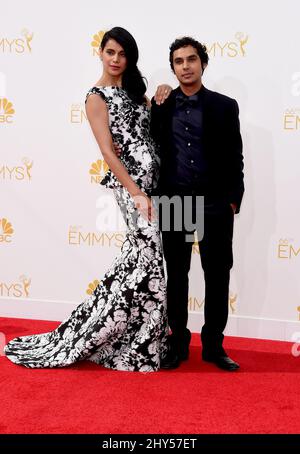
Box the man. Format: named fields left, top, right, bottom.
left=151, top=37, right=244, bottom=371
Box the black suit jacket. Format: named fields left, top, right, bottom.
left=150, top=86, right=244, bottom=213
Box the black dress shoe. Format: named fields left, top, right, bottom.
left=179, top=348, right=189, bottom=361
left=160, top=350, right=181, bottom=369
left=202, top=353, right=240, bottom=371
left=169, top=329, right=191, bottom=362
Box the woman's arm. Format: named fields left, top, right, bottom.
left=85, top=94, right=140, bottom=196
left=85, top=94, right=155, bottom=221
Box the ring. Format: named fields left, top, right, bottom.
left=164, top=89, right=168, bottom=94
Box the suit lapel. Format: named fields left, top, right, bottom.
left=200, top=86, right=214, bottom=157
left=160, top=89, right=177, bottom=145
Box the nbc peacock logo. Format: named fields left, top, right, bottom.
left=86, top=279, right=100, bottom=295
left=0, top=98, right=15, bottom=123
left=91, top=30, right=106, bottom=57
left=89, top=159, right=109, bottom=184
left=0, top=218, right=14, bottom=243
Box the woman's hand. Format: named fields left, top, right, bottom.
left=154, top=84, right=173, bottom=105
left=132, top=190, right=156, bottom=222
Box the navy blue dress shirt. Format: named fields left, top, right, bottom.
left=167, top=87, right=208, bottom=191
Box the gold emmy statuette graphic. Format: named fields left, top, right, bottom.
left=229, top=293, right=237, bottom=313
left=297, top=306, right=300, bottom=321
left=235, top=32, right=248, bottom=56
left=0, top=98, right=15, bottom=122
left=89, top=159, right=109, bottom=183
left=22, top=157, right=33, bottom=179
left=192, top=240, right=200, bottom=254
left=21, top=29, right=34, bottom=52
left=192, top=231, right=200, bottom=254
left=91, top=31, right=106, bottom=55
left=86, top=280, right=100, bottom=295
left=19, top=275, right=31, bottom=297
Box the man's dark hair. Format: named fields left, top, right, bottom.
left=169, top=37, right=209, bottom=73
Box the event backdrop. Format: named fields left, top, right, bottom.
left=1, top=0, right=300, bottom=341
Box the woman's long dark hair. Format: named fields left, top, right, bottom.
left=100, top=27, right=147, bottom=105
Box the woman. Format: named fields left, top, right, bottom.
left=4, top=27, right=170, bottom=372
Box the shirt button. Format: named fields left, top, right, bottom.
left=186, top=110, right=190, bottom=114
left=185, top=127, right=189, bottom=131
left=191, top=160, right=194, bottom=164
left=187, top=143, right=191, bottom=147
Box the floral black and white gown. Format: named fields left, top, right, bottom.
left=4, top=86, right=168, bottom=372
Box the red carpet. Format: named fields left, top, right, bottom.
left=0, top=317, right=300, bottom=434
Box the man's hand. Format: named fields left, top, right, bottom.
left=230, top=203, right=237, bottom=214
left=154, top=84, right=173, bottom=105
left=113, top=142, right=122, bottom=157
